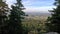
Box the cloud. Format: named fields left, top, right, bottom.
left=6, top=0, right=55, bottom=13
left=22, top=0, right=54, bottom=7
left=6, top=0, right=16, bottom=8
left=22, top=0, right=55, bottom=13
left=23, top=6, right=56, bottom=13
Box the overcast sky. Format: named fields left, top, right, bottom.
left=6, top=0, right=56, bottom=13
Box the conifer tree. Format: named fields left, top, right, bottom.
left=0, top=0, right=9, bottom=34
left=46, top=0, right=60, bottom=34
left=8, top=0, right=25, bottom=34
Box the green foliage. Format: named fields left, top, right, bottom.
left=0, top=0, right=9, bottom=34
left=22, top=16, right=48, bottom=34
left=8, top=0, right=25, bottom=34
left=46, top=0, right=60, bottom=33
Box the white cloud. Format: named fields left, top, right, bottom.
left=22, top=0, right=33, bottom=6
left=23, top=6, right=56, bottom=13
left=22, top=0, right=54, bottom=7
left=6, top=0, right=56, bottom=13
left=22, top=0, right=55, bottom=13
left=6, top=0, right=16, bottom=8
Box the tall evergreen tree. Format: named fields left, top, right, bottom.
left=8, top=0, right=25, bottom=34
left=0, top=0, right=9, bottom=34
left=46, top=0, right=60, bottom=34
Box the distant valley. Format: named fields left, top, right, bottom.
left=25, top=12, right=51, bottom=16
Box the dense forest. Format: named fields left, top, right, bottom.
left=0, top=0, right=60, bottom=34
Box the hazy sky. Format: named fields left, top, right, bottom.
left=6, top=0, right=56, bottom=13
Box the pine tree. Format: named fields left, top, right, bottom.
left=0, top=0, right=9, bottom=34
left=8, top=0, right=25, bottom=34
left=46, top=0, right=60, bottom=34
